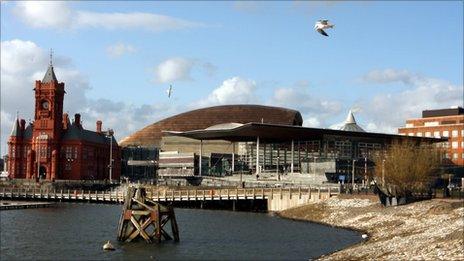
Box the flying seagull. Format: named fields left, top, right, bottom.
left=314, top=19, right=334, bottom=37
left=166, top=84, right=173, bottom=98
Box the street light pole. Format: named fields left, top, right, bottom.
left=352, top=159, right=356, bottom=190
left=106, top=129, right=114, bottom=183
left=382, top=159, right=386, bottom=185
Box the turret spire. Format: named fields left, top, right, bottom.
left=42, top=49, right=58, bottom=83
left=49, top=48, right=53, bottom=66
left=10, top=114, right=21, bottom=137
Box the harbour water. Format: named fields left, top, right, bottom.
left=1, top=204, right=361, bottom=260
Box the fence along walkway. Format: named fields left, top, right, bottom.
left=0, top=186, right=340, bottom=204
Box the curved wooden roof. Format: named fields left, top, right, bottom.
left=120, top=105, right=302, bottom=147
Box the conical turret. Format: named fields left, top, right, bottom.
left=340, top=110, right=365, bottom=132
left=10, top=116, right=21, bottom=137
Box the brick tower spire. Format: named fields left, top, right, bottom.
left=32, top=56, right=66, bottom=180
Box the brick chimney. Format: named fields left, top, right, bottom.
left=63, top=113, right=69, bottom=130
left=74, top=113, right=81, bottom=128
left=96, top=120, right=102, bottom=133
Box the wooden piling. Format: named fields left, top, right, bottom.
left=117, top=186, right=179, bottom=244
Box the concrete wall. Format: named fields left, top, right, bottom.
left=161, top=136, right=239, bottom=155
left=267, top=190, right=332, bottom=211
left=300, top=161, right=335, bottom=175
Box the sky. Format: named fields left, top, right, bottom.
left=1, top=1, right=463, bottom=154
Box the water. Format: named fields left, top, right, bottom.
left=1, top=204, right=361, bottom=260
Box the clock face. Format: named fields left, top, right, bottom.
left=41, top=101, right=49, bottom=110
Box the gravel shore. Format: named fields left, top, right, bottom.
left=278, top=195, right=464, bottom=260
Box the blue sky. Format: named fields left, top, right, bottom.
left=1, top=1, right=463, bottom=153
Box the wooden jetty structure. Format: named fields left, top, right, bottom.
left=0, top=201, right=53, bottom=210
left=117, top=186, right=179, bottom=243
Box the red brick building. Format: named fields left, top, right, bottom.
left=7, top=63, right=121, bottom=181
left=398, top=107, right=464, bottom=166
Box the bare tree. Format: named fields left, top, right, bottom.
left=374, top=141, right=443, bottom=197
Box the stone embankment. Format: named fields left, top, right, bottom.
left=279, top=195, right=464, bottom=260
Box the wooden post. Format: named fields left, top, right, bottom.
left=318, top=187, right=321, bottom=199
left=117, top=186, right=179, bottom=244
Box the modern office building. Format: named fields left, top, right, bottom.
left=398, top=107, right=464, bottom=166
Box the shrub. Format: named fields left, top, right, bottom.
left=374, top=141, right=443, bottom=197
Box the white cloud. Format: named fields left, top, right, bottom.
left=362, top=69, right=420, bottom=85
left=233, top=2, right=262, bottom=13
left=360, top=69, right=463, bottom=133
left=155, top=58, right=194, bottom=83
left=197, top=77, right=257, bottom=107
left=13, top=1, right=204, bottom=31
left=270, top=86, right=342, bottom=127
left=0, top=39, right=175, bottom=154
left=13, top=1, right=72, bottom=29
left=106, top=43, right=136, bottom=58
left=304, top=117, right=320, bottom=128
left=154, top=58, right=216, bottom=83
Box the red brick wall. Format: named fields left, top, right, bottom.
left=398, top=115, right=464, bottom=166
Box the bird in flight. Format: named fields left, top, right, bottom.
left=314, top=19, right=334, bottom=37
left=166, top=84, right=173, bottom=98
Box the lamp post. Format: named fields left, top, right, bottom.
left=106, top=129, right=114, bottom=183
left=352, top=159, right=356, bottom=191
left=313, top=157, right=318, bottom=175
left=382, top=159, right=386, bottom=185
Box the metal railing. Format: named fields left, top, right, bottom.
left=0, top=186, right=340, bottom=204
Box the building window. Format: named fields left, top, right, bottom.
left=408, top=132, right=414, bottom=136
left=461, top=142, right=464, bottom=148
left=462, top=153, right=464, bottom=159
left=453, top=153, right=458, bottom=159
left=442, top=131, right=449, bottom=137
left=406, top=123, right=414, bottom=127
left=74, top=147, right=78, bottom=159
left=66, top=147, right=72, bottom=159
left=452, top=142, right=458, bottom=149
left=461, top=130, right=464, bottom=136
left=40, top=146, right=46, bottom=158
left=433, top=131, right=440, bottom=138
left=416, top=132, right=422, bottom=137
left=425, top=132, right=431, bottom=137
left=445, top=153, right=449, bottom=159
left=452, top=130, right=458, bottom=137
left=424, top=121, right=439, bottom=127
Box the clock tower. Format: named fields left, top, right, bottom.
left=32, top=57, right=65, bottom=180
